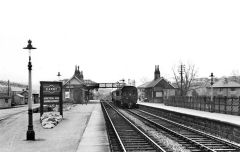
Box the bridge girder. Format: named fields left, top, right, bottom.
left=86, top=83, right=125, bottom=90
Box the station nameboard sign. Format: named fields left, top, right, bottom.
left=43, top=84, right=61, bottom=95
left=44, top=96, right=60, bottom=103
left=40, top=81, right=63, bottom=117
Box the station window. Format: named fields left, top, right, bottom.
left=231, top=88, right=235, bottom=91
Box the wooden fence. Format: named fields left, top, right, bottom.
left=164, top=96, right=240, bottom=116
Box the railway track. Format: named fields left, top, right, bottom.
left=0, top=111, right=26, bottom=122
left=0, top=105, right=39, bottom=122
left=127, top=108, right=240, bottom=152
left=101, top=102, right=166, bottom=152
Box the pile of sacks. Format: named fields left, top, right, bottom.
left=40, top=112, right=63, bottom=129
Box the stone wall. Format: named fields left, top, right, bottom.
left=139, top=105, right=240, bottom=143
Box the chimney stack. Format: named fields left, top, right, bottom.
left=154, top=65, right=160, bottom=80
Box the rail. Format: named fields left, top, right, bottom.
left=102, top=102, right=166, bottom=152
left=128, top=108, right=240, bottom=151
left=101, top=102, right=126, bottom=152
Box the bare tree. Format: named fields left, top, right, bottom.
left=172, top=63, right=198, bottom=96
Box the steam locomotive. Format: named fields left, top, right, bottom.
left=111, top=86, right=138, bottom=108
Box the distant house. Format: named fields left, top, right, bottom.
left=208, top=78, right=240, bottom=97
left=20, top=89, right=29, bottom=104
left=12, top=88, right=39, bottom=105
left=0, top=81, right=33, bottom=107
left=137, top=65, right=175, bottom=103
left=11, top=87, right=26, bottom=105
left=0, top=85, right=11, bottom=108
left=13, top=94, right=25, bottom=105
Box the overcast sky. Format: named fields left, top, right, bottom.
left=1, top=0, right=240, bottom=87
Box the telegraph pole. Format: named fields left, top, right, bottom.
left=179, top=64, right=185, bottom=96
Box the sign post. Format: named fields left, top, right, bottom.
left=40, top=81, right=63, bottom=117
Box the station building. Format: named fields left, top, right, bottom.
left=63, top=66, right=96, bottom=104
left=138, top=65, right=175, bottom=103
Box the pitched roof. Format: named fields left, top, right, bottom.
left=212, top=79, right=240, bottom=88
left=145, top=78, right=163, bottom=88
left=137, top=81, right=151, bottom=88
left=11, top=86, right=24, bottom=92
left=138, top=78, right=175, bottom=89
left=63, top=75, right=85, bottom=86
left=171, top=83, right=179, bottom=89
left=16, top=94, right=24, bottom=98
left=63, top=73, right=97, bottom=88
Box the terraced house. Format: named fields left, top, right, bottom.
left=208, top=78, right=240, bottom=97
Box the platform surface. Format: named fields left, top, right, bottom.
left=138, top=101, right=240, bottom=126
left=0, top=102, right=109, bottom=152
left=77, top=102, right=110, bottom=152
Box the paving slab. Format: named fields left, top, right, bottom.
left=139, top=101, right=240, bottom=126
left=77, top=102, right=110, bottom=152
left=0, top=103, right=97, bottom=152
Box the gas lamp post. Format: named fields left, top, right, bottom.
left=23, top=40, right=36, bottom=140
left=57, top=72, right=61, bottom=81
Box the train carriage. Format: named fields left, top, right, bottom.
left=112, top=86, right=138, bottom=108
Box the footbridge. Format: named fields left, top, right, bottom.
left=85, top=83, right=125, bottom=90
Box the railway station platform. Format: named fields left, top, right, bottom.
left=76, top=101, right=110, bottom=152
left=0, top=101, right=110, bottom=152
left=138, top=101, right=240, bottom=126
left=138, top=101, right=240, bottom=143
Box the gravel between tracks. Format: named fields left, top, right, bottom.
left=119, top=109, right=191, bottom=152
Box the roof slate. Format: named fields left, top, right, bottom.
left=138, top=78, right=175, bottom=89
left=145, top=78, right=163, bottom=88
left=137, top=81, right=151, bottom=88
left=63, top=75, right=85, bottom=86
left=212, top=79, right=240, bottom=88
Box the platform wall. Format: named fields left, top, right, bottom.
left=139, top=104, right=240, bottom=143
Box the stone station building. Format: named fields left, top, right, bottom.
left=63, top=66, right=96, bottom=104
left=138, top=65, right=175, bottom=103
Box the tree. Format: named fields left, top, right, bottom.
left=172, top=63, right=198, bottom=96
